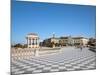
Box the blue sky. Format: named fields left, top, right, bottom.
left=11, top=1, right=96, bottom=44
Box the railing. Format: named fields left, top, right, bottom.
left=11, top=47, right=61, bottom=60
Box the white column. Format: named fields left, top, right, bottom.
left=37, top=38, right=39, bottom=47
left=27, top=37, right=29, bottom=48
left=33, top=39, right=34, bottom=45
left=34, top=38, right=36, bottom=47
left=32, top=38, right=34, bottom=48
left=31, top=38, right=33, bottom=48
left=36, top=38, right=38, bottom=47
left=34, top=38, right=35, bottom=46
left=36, top=38, right=37, bottom=45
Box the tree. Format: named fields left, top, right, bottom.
left=14, top=43, right=23, bottom=48
left=51, top=41, right=55, bottom=48
left=23, top=44, right=27, bottom=48
left=88, top=38, right=96, bottom=46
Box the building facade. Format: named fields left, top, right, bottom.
left=42, top=38, right=60, bottom=47
left=73, top=37, right=89, bottom=46
left=42, top=36, right=89, bottom=47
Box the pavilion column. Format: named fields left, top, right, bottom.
left=34, top=38, right=35, bottom=46
left=33, top=39, right=35, bottom=47
left=36, top=39, right=39, bottom=47
left=35, top=38, right=37, bottom=47
left=35, top=39, right=37, bottom=45
left=36, top=38, right=39, bottom=47
left=32, top=39, right=34, bottom=45
left=27, top=37, right=29, bottom=48
left=36, top=38, right=37, bottom=47
left=35, top=39, right=37, bottom=47
left=31, top=38, right=33, bottom=48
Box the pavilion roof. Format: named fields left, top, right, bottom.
left=27, top=33, right=38, bottom=35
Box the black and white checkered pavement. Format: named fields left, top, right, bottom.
left=11, top=47, right=96, bottom=75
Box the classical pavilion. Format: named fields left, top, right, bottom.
left=26, top=33, right=39, bottom=48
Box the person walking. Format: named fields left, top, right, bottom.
left=80, top=45, right=83, bottom=51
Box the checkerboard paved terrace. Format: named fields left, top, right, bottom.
left=11, top=47, right=96, bottom=75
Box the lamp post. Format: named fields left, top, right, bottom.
left=52, top=33, right=55, bottom=48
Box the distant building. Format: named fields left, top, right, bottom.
left=73, top=37, right=89, bottom=46
left=26, top=33, right=39, bottom=48
left=42, top=36, right=89, bottom=47
left=42, top=37, right=60, bottom=47
left=59, top=37, right=69, bottom=46
left=42, top=36, right=73, bottom=47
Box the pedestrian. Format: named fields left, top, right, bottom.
left=80, top=45, right=82, bottom=51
